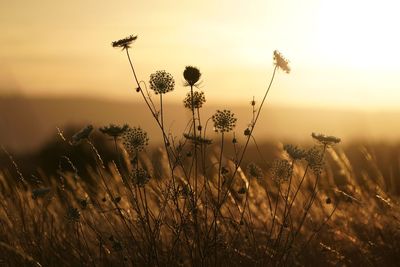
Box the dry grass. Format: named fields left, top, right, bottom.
left=0, top=140, right=399, bottom=266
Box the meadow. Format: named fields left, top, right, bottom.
left=0, top=35, right=399, bottom=266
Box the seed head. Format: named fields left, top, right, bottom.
left=284, top=144, right=307, bottom=160
left=183, top=66, right=201, bottom=87
left=271, top=159, right=293, bottom=183
left=212, top=109, right=237, bottom=133
left=246, top=162, right=264, bottom=179
left=122, top=126, right=149, bottom=153
left=311, top=132, right=341, bottom=146
left=183, top=133, right=212, bottom=145
left=183, top=91, right=206, bottom=110
left=149, top=70, right=175, bottom=95
left=71, top=125, right=93, bottom=145
left=130, top=168, right=151, bottom=187
left=99, top=124, right=129, bottom=138
left=112, top=35, right=137, bottom=50
left=305, top=146, right=325, bottom=176
left=273, top=50, right=290, bottom=73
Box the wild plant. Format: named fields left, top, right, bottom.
left=1, top=34, right=377, bottom=267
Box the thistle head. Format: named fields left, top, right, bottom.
left=122, top=126, right=149, bottom=153
left=273, top=50, right=290, bottom=73
left=183, top=66, right=201, bottom=87
left=270, top=159, right=293, bottom=183
left=99, top=124, right=129, bottom=138
left=71, top=125, right=93, bottom=145
left=183, top=91, right=206, bottom=110
left=212, top=109, right=237, bottom=133
left=149, top=70, right=175, bottom=94
left=111, top=35, right=137, bottom=50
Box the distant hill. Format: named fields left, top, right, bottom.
left=1, top=96, right=399, bottom=153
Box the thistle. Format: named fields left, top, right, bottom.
left=99, top=124, right=129, bottom=138
left=112, top=35, right=137, bottom=50
left=183, top=91, right=206, bottom=110
left=270, top=159, right=293, bottom=183
left=149, top=70, right=175, bottom=95
left=71, top=125, right=93, bottom=145
left=212, top=110, right=237, bottom=133
left=273, top=50, right=290, bottom=73
left=183, top=66, right=201, bottom=87
left=122, top=126, right=149, bottom=153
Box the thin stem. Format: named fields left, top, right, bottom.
left=220, top=65, right=278, bottom=208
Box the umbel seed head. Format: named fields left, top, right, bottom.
left=149, top=70, right=175, bottom=94
left=183, top=66, right=201, bottom=87
left=273, top=50, right=290, bottom=73
left=183, top=91, right=206, bottom=110
left=112, top=35, right=137, bottom=50
left=122, top=126, right=149, bottom=153
left=71, top=125, right=93, bottom=145
left=212, top=109, right=237, bottom=133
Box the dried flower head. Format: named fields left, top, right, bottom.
left=71, top=125, right=93, bottom=145
left=183, top=66, right=201, bottom=87
left=212, top=110, right=237, bottom=133
left=183, top=133, right=212, bottom=145
left=311, top=132, right=341, bottom=146
left=130, top=168, right=151, bottom=187
left=271, top=159, right=293, bottom=183
left=183, top=91, right=206, bottom=110
left=99, top=124, right=129, bottom=138
left=273, top=50, right=290, bottom=73
left=149, top=70, right=175, bottom=94
left=284, top=144, right=307, bottom=160
left=112, top=35, right=137, bottom=50
left=32, top=187, right=51, bottom=199
left=122, top=126, right=149, bottom=153
left=246, top=162, right=264, bottom=179
left=66, top=206, right=80, bottom=222
left=305, top=146, right=325, bottom=176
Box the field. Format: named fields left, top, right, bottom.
left=1, top=124, right=400, bottom=266
left=1, top=41, right=400, bottom=267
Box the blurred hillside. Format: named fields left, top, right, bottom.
left=1, top=96, right=399, bottom=153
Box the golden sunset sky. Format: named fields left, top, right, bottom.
left=1, top=0, right=399, bottom=110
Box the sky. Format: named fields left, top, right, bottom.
left=1, top=0, right=400, bottom=110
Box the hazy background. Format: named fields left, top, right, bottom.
left=1, top=0, right=400, bottom=152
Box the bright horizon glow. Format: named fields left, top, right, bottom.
left=1, top=0, right=399, bottom=111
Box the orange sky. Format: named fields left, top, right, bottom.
left=1, top=0, right=399, bottom=110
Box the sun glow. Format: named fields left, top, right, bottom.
left=315, top=0, right=400, bottom=70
